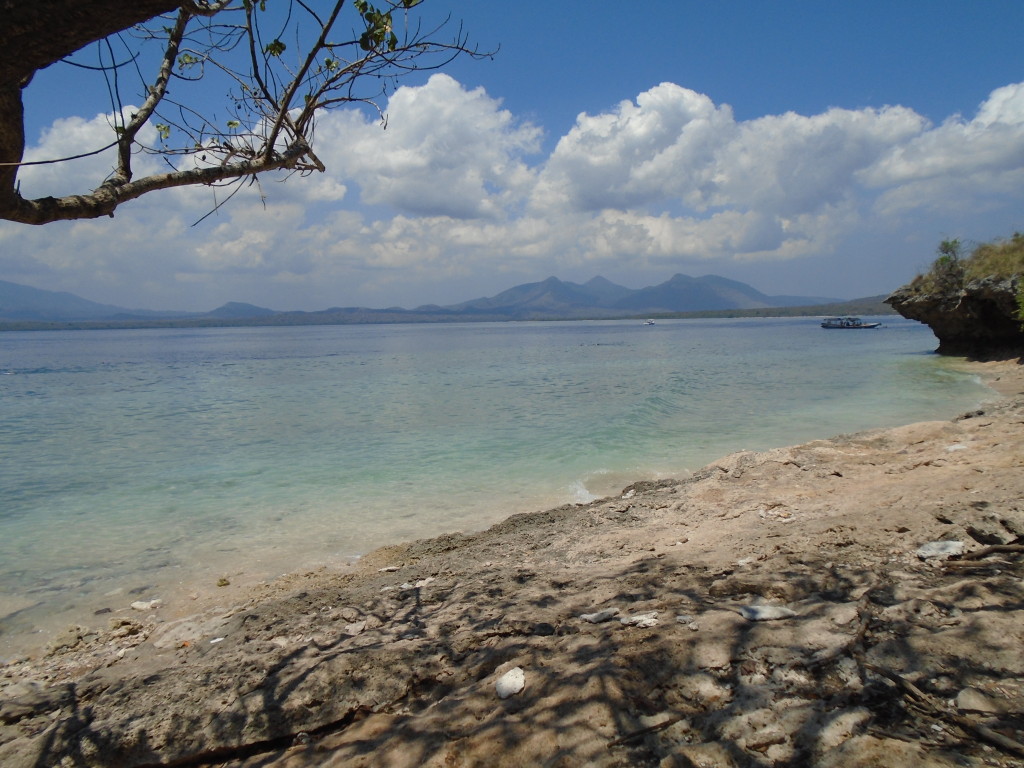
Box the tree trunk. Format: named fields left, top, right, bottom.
left=0, top=1, right=183, bottom=220
left=0, top=1, right=180, bottom=84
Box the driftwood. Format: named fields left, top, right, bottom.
left=865, top=664, right=1024, bottom=759
left=960, top=542, right=1024, bottom=560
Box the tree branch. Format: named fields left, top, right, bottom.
left=0, top=0, right=487, bottom=224
left=109, top=7, right=193, bottom=187
left=2, top=139, right=315, bottom=225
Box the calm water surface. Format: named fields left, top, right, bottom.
left=0, top=317, right=993, bottom=653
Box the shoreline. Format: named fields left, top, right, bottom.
left=0, top=345, right=994, bottom=662
left=1, top=358, right=1022, bottom=767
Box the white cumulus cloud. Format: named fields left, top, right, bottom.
left=313, top=73, right=542, bottom=219
left=2, top=76, right=1023, bottom=309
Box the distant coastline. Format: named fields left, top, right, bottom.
left=1, top=273, right=896, bottom=331
left=0, top=296, right=895, bottom=332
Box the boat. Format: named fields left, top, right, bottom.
left=820, top=316, right=881, bottom=329
left=643, top=319, right=655, bottom=325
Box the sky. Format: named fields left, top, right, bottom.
left=1, top=1, right=1023, bottom=312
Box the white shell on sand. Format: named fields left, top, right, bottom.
left=915, top=540, right=964, bottom=560
left=739, top=605, right=797, bottom=621
left=495, top=667, right=526, bottom=699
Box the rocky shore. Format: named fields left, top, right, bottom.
left=1, top=361, right=1022, bottom=768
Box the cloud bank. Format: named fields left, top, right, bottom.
left=3, top=75, right=1023, bottom=309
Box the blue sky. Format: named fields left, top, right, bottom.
left=2, top=1, right=1023, bottom=311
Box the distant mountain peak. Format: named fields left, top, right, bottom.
left=205, top=301, right=276, bottom=319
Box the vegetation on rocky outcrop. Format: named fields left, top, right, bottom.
left=907, top=234, right=1024, bottom=296
left=887, top=233, right=1024, bottom=358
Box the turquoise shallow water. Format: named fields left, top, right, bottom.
left=0, top=317, right=993, bottom=653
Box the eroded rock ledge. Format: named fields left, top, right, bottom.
left=887, top=276, right=1024, bottom=358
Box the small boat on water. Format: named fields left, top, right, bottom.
left=643, top=319, right=655, bottom=325
left=820, top=316, right=881, bottom=329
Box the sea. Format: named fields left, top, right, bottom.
left=0, top=316, right=995, bottom=655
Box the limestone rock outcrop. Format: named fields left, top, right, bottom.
left=886, top=276, right=1023, bottom=358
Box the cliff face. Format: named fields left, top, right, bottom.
left=886, top=276, right=1023, bottom=358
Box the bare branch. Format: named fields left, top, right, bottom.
left=108, top=7, right=192, bottom=187
left=2, top=139, right=315, bottom=225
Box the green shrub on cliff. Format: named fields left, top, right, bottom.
left=966, top=232, right=1024, bottom=281
left=912, top=232, right=1024, bottom=295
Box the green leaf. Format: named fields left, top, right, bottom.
left=264, top=39, right=286, bottom=57
left=226, top=120, right=240, bottom=129
left=155, top=123, right=171, bottom=140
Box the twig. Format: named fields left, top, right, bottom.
left=941, top=559, right=1011, bottom=570
left=960, top=543, right=1024, bottom=561
left=607, top=715, right=684, bottom=748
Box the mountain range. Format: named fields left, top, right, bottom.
left=0, top=274, right=855, bottom=326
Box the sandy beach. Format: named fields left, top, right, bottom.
left=1, top=359, right=1022, bottom=767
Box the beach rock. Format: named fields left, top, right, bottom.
left=44, top=625, right=93, bottom=655
left=886, top=275, right=1024, bottom=357
left=130, top=599, right=161, bottom=611
left=675, top=614, right=699, bottom=631
left=495, top=667, right=525, bottom=699
left=108, top=618, right=144, bottom=639
left=738, top=605, right=797, bottom=621
left=956, top=687, right=1010, bottom=714
left=579, top=607, right=619, bottom=623
left=914, top=541, right=964, bottom=560
left=343, top=621, right=366, bottom=637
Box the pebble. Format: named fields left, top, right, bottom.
left=676, top=614, right=700, bottom=630
left=956, top=687, right=1009, bottom=714
left=130, top=599, right=161, bottom=612
left=579, top=607, right=620, bottom=623
left=620, top=611, right=659, bottom=628
left=343, top=621, right=366, bottom=637
left=915, top=540, right=965, bottom=560
left=496, top=667, right=526, bottom=699
left=738, top=605, right=797, bottom=621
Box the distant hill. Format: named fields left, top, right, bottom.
left=0, top=279, right=131, bottom=321
left=0, top=280, right=191, bottom=322
left=439, top=274, right=840, bottom=320
left=0, top=274, right=885, bottom=331
left=204, top=302, right=277, bottom=320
